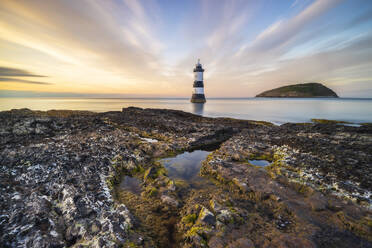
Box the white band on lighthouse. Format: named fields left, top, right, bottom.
left=194, top=72, right=203, bottom=81
left=193, top=87, right=204, bottom=94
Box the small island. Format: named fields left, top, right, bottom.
left=256, top=82, right=338, bottom=98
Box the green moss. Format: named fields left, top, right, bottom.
left=265, top=164, right=281, bottom=178
left=156, top=167, right=168, bottom=177
left=249, top=153, right=273, bottom=161
left=200, top=239, right=208, bottom=246
left=147, top=187, right=158, bottom=197
left=143, top=168, right=153, bottom=181
left=123, top=241, right=139, bottom=248
left=335, top=211, right=372, bottom=241
left=106, top=179, right=114, bottom=190
left=246, top=192, right=263, bottom=202
left=185, top=226, right=211, bottom=238
left=216, top=174, right=226, bottom=183
left=365, top=217, right=372, bottom=228
left=167, top=179, right=175, bottom=187
left=209, top=200, right=219, bottom=213
left=174, top=179, right=189, bottom=189
left=293, top=183, right=312, bottom=195
left=250, top=120, right=274, bottom=126
left=181, top=214, right=197, bottom=225
left=132, top=165, right=145, bottom=174
left=311, top=119, right=348, bottom=124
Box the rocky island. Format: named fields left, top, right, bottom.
left=1, top=108, right=371, bottom=248
left=256, top=83, right=339, bottom=98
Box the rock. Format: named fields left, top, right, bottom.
left=13, top=119, right=34, bottom=135
left=208, top=236, right=225, bottom=248
left=216, top=209, right=233, bottom=224
left=161, top=195, right=179, bottom=207
left=227, top=238, right=254, bottom=248
left=232, top=153, right=242, bottom=161
left=209, top=199, right=223, bottom=213
left=167, top=180, right=176, bottom=191
left=143, top=167, right=157, bottom=182
left=308, top=192, right=327, bottom=211
left=1, top=107, right=371, bottom=248
left=197, top=206, right=216, bottom=226
left=269, top=234, right=315, bottom=248
left=35, top=217, right=51, bottom=233
left=327, top=199, right=343, bottom=212
left=89, top=220, right=101, bottom=235
left=76, top=197, right=96, bottom=218
left=232, top=178, right=250, bottom=192
left=65, top=224, right=83, bottom=244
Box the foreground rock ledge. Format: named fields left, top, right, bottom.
left=0, top=108, right=371, bottom=248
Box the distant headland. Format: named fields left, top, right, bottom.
left=256, top=82, right=338, bottom=98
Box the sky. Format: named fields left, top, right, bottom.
left=0, top=0, right=372, bottom=98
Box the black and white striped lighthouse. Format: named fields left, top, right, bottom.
left=191, top=59, right=206, bottom=103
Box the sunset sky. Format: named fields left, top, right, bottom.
left=1, top=0, right=372, bottom=98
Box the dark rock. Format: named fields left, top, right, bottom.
left=208, top=236, right=225, bottom=248
left=198, top=207, right=216, bottom=226
left=308, top=192, right=327, bottom=211
left=1, top=108, right=371, bottom=247
left=227, top=238, right=254, bottom=248
left=89, top=220, right=101, bottom=235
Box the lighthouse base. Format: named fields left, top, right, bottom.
left=191, top=94, right=206, bottom=103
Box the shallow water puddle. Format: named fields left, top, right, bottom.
left=141, top=137, right=159, bottom=143
left=249, top=159, right=271, bottom=167
left=119, top=176, right=142, bottom=195
left=337, top=123, right=362, bottom=127
left=158, top=150, right=212, bottom=188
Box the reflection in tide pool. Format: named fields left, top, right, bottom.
left=1, top=97, right=372, bottom=124
left=119, top=176, right=142, bottom=195
left=158, top=150, right=212, bottom=189
left=248, top=160, right=271, bottom=167
left=159, top=150, right=210, bottom=181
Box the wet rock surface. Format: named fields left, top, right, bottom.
left=0, top=107, right=371, bottom=247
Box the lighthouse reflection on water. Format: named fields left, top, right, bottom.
left=192, top=103, right=204, bottom=115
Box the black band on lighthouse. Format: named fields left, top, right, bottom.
left=193, top=81, right=204, bottom=87
left=193, top=67, right=204, bottom=72
left=191, top=94, right=206, bottom=103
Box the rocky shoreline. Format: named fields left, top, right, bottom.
left=0, top=107, right=371, bottom=247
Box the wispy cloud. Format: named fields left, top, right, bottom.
left=238, top=0, right=342, bottom=59
left=0, top=77, right=52, bottom=85
left=0, top=66, right=46, bottom=77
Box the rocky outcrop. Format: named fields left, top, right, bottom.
left=256, top=82, right=338, bottom=97
left=1, top=108, right=371, bottom=247
left=0, top=110, right=139, bottom=247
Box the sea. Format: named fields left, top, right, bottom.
left=1, top=97, right=372, bottom=124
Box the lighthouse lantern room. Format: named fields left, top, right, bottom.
left=191, top=59, right=206, bottom=103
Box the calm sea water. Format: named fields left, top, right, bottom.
left=1, top=97, right=372, bottom=124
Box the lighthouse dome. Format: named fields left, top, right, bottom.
left=193, top=59, right=204, bottom=72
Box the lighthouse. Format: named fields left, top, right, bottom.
left=191, top=59, right=206, bottom=103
